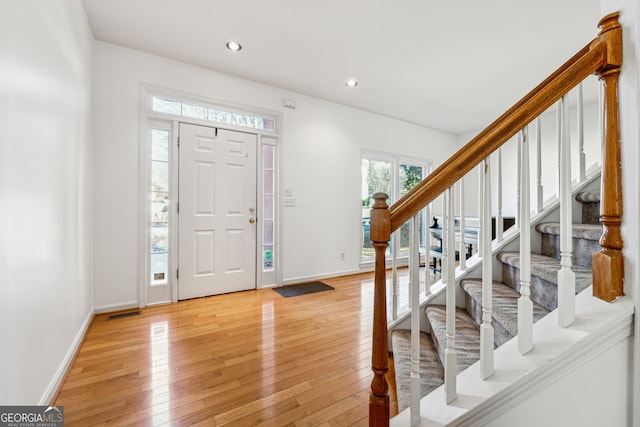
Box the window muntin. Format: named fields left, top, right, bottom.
left=151, top=96, right=276, bottom=132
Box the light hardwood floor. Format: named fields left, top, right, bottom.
left=55, top=272, right=409, bottom=426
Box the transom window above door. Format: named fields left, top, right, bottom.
left=150, top=96, right=277, bottom=132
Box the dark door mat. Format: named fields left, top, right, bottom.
left=273, top=281, right=334, bottom=298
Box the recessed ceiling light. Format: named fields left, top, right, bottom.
left=226, top=41, right=242, bottom=52
left=346, top=79, right=358, bottom=87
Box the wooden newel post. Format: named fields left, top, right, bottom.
left=369, top=192, right=391, bottom=426
left=593, top=12, right=624, bottom=302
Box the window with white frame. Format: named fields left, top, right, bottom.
left=150, top=125, right=170, bottom=285
left=361, top=153, right=427, bottom=261
left=262, top=144, right=276, bottom=271
left=151, top=96, right=277, bottom=132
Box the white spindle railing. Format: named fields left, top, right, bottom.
left=409, top=214, right=421, bottom=425
left=444, top=188, right=457, bottom=403
left=459, top=179, right=467, bottom=270
left=518, top=127, right=534, bottom=355
left=441, top=194, right=448, bottom=286
left=496, top=148, right=504, bottom=242
left=396, top=80, right=597, bottom=417
left=391, top=233, right=399, bottom=320
left=480, top=157, right=494, bottom=379
left=478, top=164, right=484, bottom=258
left=558, top=95, right=576, bottom=327
left=516, top=135, right=522, bottom=228
left=425, top=204, right=432, bottom=298
left=384, top=51, right=610, bottom=424
left=535, top=117, right=544, bottom=213
left=577, top=83, right=586, bottom=181
left=556, top=100, right=562, bottom=196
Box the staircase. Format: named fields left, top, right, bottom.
left=368, top=14, right=625, bottom=426
left=391, top=191, right=602, bottom=412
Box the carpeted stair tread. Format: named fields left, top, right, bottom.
left=497, top=251, right=593, bottom=311
left=534, top=223, right=602, bottom=241
left=497, top=252, right=592, bottom=289
left=391, top=330, right=444, bottom=412
left=461, top=279, right=550, bottom=346
left=575, top=191, right=601, bottom=203
left=425, top=305, right=480, bottom=373
left=391, top=187, right=600, bottom=410
left=535, top=223, right=602, bottom=268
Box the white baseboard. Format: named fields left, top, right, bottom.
left=40, top=308, right=95, bottom=405
left=94, top=300, right=140, bottom=314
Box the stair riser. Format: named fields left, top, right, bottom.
left=425, top=307, right=481, bottom=374
left=390, top=330, right=444, bottom=412
left=539, top=234, right=601, bottom=268
left=464, top=294, right=514, bottom=347
left=429, top=327, right=445, bottom=368
left=581, top=201, right=600, bottom=225
left=501, top=264, right=559, bottom=312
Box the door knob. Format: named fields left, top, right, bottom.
left=249, top=218, right=256, bottom=224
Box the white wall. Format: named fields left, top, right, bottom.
left=91, top=41, right=458, bottom=307
left=488, top=337, right=633, bottom=427
left=0, top=0, right=94, bottom=404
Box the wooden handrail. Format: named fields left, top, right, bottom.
left=369, top=12, right=623, bottom=426
left=389, top=21, right=618, bottom=232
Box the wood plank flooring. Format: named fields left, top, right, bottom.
left=55, top=272, right=407, bottom=426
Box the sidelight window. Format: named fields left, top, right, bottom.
left=150, top=127, right=170, bottom=286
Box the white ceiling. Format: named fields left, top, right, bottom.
left=82, top=0, right=601, bottom=135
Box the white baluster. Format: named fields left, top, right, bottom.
left=577, top=83, right=586, bottom=181
left=480, top=158, right=494, bottom=380
left=556, top=100, right=562, bottom=197
left=459, top=179, right=467, bottom=270
left=558, top=95, right=576, bottom=327
left=391, top=232, right=399, bottom=319
left=496, top=148, right=503, bottom=241
left=425, top=205, right=432, bottom=297
left=535, top=117, right=543, bottom=213
left=445, top=187, right=457, bottom=403
left=478, top=164, right=484, bottom=258
left=410, top=214, right=421, bottom=425
left=518, top=128, right=534, bottom=355
left=516, top=134, right=521, bottom=229
left=441, top=194, right=447, bottom=285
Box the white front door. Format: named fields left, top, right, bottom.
left=178, top=123, right=257, bottom=299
